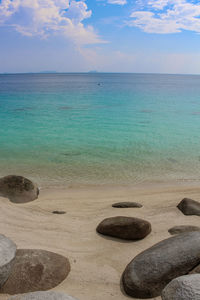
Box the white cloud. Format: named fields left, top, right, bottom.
left=0, top=0, right=104, bottom=44
left=147, top=0, right=169, bottom=10
left=107, top=0, right=127, bottom=5
left=128, top=0, right=200, bottom=34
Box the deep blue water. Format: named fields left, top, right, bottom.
left=0, top=73, right=200, bottom=186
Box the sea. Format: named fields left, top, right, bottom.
left=0, top=72, right=200, bottom=187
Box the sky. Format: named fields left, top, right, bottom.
left=1, top=0, right=200, bottom=73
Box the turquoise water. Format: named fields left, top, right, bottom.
left=1, top=73, right=200, bottom=186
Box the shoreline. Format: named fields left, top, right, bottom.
left=2, top=182, right=200, bottom=300
left=37, top=178, right=200, bottom=192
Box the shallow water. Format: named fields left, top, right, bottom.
left=1, top=73, right=200, bottom=186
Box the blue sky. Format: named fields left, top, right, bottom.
left=1, top=0, right=200, bottom=73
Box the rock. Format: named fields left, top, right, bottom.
left=161, top=274, right=200, bottom=300
left=0, top=249, right=70, bottom=294
left=189, top=264, right=200, bottom=274
left=168, top=225, right=200, bottom=235
left=0, top=175, right=39, bottom=203
left=122, top=231, right=200, bottom=298
left=0, top=234, right=16, bottom=288
left=8, top=291, right=78, bottom=300
left=96, top=216, right=151, bottom=240
left=112, top=202, right=142, bottom=208
left=177, top=198, right=200, bottom=216
left=52, top=211, right=66, bottom=214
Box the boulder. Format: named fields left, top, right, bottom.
left=8, top=291, right=78, bottom=300
left=161, top=274, right=200, bottom=300
left=112, top=202, right=142, bottom=208
left=96, top=216, right=151, bottom=240
left=0, top=234, right=16, bottom=288
left=0, top=175, right=39, bottom=203
left=177, top=198, right=200, bottom=216
left=168, top=225, right=200, bottom=235
left=0, top=249, right=70, bottom=294
left=122, top=231, right=200, bottom=298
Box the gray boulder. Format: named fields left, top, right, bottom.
left=8, top=291, right=78, bottom=300
left=161, top=274, right=200, bottom=300
left=168, top=225, right=200, bottom=235
left=0, top=175, right=39, bottom=203
left=0, top=234, right=16, bottom=288
left=177, top=198, right=200, bottom=216
left=112, top=202, right=142, bottom=208
left=96, top=216, right=151, bottom=240
left=122, top=231, right=200, bottom=298
left=0, top=249, right=70, bottom=294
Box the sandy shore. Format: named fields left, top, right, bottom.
left=1, top=182, right=200, bottom=300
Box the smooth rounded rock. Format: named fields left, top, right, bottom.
left=122, top=231, right=200, bottom=298
left=0, top=249, right=70, bottom=294
left=8, top=291, right=79, bottom=300
left=161, top=274, right=200, bottom=300
left=0, top=234, right=16, bottom=288
left=0, top=175, right=39, bottom=203
left=96, top=216, right=151, bottom=240
left=168, top=225, right=200, bottom=235
left=112, top=202, right=142, bottom=208
left=177, top=198, right=200, bottom=216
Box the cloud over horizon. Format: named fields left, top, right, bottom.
left=0, top=0, right=104, bottom=45
left=128, top=0, right=200, bottom=34
left=1, top=0, right=200, bottom=74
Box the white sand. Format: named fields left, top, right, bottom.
left=1, top=182, right=200, bottom=300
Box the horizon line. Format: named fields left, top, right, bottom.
left=1, top=71, right=200, bottom=76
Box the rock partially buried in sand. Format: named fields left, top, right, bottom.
left=0, top=234, right=16, bottom=288
left=0, top=175, right=39, bottom=203
left=52, top=211, right=66, bottom=214
left=96, top=216, right=151, bottom=240
left=112, top=202, right=142, bottom=208
left=8, top=291, right=79, bottom=300
left=177, top=198, right=200, bottom=216
left=0, top=249, right=70, bottom=294
left=122, top=232, right=200, bottom=298
left=168, top=225, right=200, bottom=235
left=161, top=274, right=200, bottom=300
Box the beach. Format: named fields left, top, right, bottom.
left=1, top=181, right=200, bottom=300
left=2, top=0, right=200, bottom=296
left=1, top=73, right=200, bottom=299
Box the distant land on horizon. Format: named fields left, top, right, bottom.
left=1, top=72, right=200, bottom=76
left=1, top=71, right=99, bottom=75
